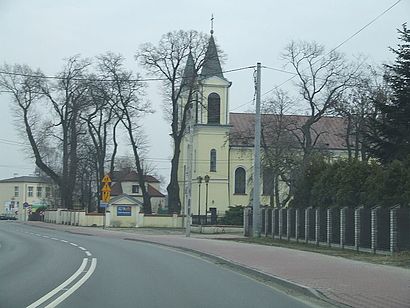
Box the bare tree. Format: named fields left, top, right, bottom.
left=282, top=41, right=360, bottom=163
left=261, top=90, right=299, bottom=208
left=136, top=30, right=211, bottom=214
left=81, top=75, right=120, bottom=210
left=0, top=58, right=90, bottom=209
left=97, top=52, right=153, bottom=213
left=335, top=66, right=387, bottom=161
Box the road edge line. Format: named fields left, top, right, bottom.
left=44, top=258, right=97, bottom=308
left=26, top=258, right=88, bottom=308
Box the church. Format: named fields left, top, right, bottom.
left=177, top=32, right=348, bottom=217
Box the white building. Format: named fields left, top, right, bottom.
left=0, top=175, right=54, bottom=219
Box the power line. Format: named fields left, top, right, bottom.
left=232, top=0, right=403, bottom=111
left=262, top=0, right=403, bottom=95
left=0, top=65, right=255, bottom=83
left=0, top=138, right=25, bottom=146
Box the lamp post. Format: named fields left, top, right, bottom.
left=204, top=175, right=210, bottom=225
left=197, top=176, right=203, bottom=225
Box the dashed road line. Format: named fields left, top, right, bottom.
left=85, top=251, right=92, bottom=257
left=69, top=242, right=78, bottom=247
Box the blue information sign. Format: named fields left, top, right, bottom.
left=117, top=206, right=131, bottom=216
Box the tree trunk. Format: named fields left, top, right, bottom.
left=167, top=139, right=181, bottom=214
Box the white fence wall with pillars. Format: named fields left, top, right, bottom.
left=244, top=205, right=410, bottom=254
left=44, top=210, right=185, bottom=228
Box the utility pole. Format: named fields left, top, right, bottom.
left=252, top=62, right=262, bottom=237
left=185, top=105, right=194, bottom=237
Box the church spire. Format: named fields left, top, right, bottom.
left=181, top=51, right=196, bottom=89
left=200, top=16, right=224, bottom=79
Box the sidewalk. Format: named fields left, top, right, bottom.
left=23, top=222, right=410, bottom=308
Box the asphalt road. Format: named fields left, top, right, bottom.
left=0, top=221, right=315, bottom=308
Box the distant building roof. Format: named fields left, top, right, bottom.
left=148, top=185, right=165, bottom=198
left=110, top=169, right=160, bottom=183
left=109, top=168, right=165, bottom=198
left=0, top=176, right=52, bottom=184
left=229, top=113, right=348, bottom=150
left=109, top=194, right=143, bottom=206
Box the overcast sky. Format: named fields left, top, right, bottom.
left=0, top=0, right=408, bottom=183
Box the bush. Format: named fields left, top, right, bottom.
left=291, top=154, right=410, bottom=209
left=220, top=206, right=244, bottom=225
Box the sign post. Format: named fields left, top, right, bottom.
left=101, top=174, right=112, bottom=228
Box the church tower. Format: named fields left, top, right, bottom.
left=179, top=30, right=232, bottom=219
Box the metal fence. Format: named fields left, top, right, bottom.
left=244, top=205, right=410, bottom=253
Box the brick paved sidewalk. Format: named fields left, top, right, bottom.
left=23, top=222, right=410, bottom=308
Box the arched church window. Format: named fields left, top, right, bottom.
left=207, top=92, right=220, bottom=124
left=210, top=149, right=216, bottom=172
left=234, top=167, right=246, bottom=194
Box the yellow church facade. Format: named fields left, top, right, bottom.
left=178, top=34, right=348, bottom=217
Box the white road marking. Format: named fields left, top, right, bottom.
left=44, top=258, right=97, bottom=308
left=85, top=251, right=92, bottom=257
left=51, top=238, right=59, bottom=240
left=78, top=246, right=86, bottom=251
left=69, top=242, right=78, bottom=247
left=42, top=235, right=50, bottom=238
left=26, top=258, right=88, bottom=308
left=61, top=240, right=68, bottom=243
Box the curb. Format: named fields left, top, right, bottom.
left=123, top=237, right=350, bottom=308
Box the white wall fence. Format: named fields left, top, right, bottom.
left=44, top=210, right=184, bottom=228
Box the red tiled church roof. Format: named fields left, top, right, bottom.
left=229, top=113, right=347, bottom=150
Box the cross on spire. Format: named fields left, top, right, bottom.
left=210, top=14, right=214, bottom=35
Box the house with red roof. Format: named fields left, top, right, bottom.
left=109, top=168, right=165, bottom=213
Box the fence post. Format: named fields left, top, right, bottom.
left=390, top=205, right=400, bottom=254
left=279, top=208, right=283, bottom=240
left=327, top=208, right=332, bottom=247
left=340, top=207, right=346, bottom=249
left=371, top=206, right=379, bottom=254
left=295, top=208, right=300, bottom=242
left=315, top=208, right=320, bottom=245
left=264, top=208, right=269, bottom=237
left=305, top=207, right=311, bottom=243
left=355, top=206, right=362, bottom=251
left=243, top=207, right=250, bottom=237
left=271, top=208, right=276, bottom=239
left=286, top=208, right=291, bottom=240
left=261, top=207, right=266, bottom=235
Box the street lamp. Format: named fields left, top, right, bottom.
left=204, top=175, right=210, bottom=225
left=197, top=176, right=203, bottom=225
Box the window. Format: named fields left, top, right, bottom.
left=132, top=185, right=140, bottom=194
left=234, top=167, right=246, bottom=194
left=37, top=187, right=42, bottom=198
left=45, top=187, right=51, bottom=198
left=210, top=149, right=216, bottom=172
left=28, top=186, right=33, bottom=197
left=207, top=93, right=220, bottom=124
left=14, top=186, right=19, bottom=197
left=263, top=168, right=274, bottom=196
